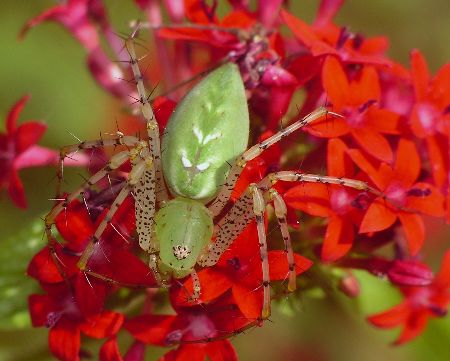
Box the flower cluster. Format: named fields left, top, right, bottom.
left=16, top=0, right=450, bottom=360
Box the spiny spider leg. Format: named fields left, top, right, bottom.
left=250, top=184, right=271, bottom=319
left=202, top=170, right=397, bottom=269
left=201, top=191, right=254, bottom=266
left=259, top=171, right=377, bottom=194
left=124, top=35, right=169, bottom=206
left=200, top=172, right=394, bottom=320
left=45, top=149, right=134, bottom=244
left=209, top=107, right=338, bottom=217
left=44, top=149, right=132, bottom=285
left=202, top=184, right=297, bottom=319
left=77, top=152, right=156, bottom=280
left=269, top=189, right=297, bottom=292
left=55, top=135, right=140, bottom=197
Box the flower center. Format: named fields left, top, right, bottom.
left=416, top=102, right=439, bottom=135
left=330, top=189, right=352, bottom=215
left=385, top=183, right=407, bottom=206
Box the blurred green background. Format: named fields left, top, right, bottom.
left=0, top=1, right=449, bottom=360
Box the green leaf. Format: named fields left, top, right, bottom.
left=0, top=219, right=44, bottom=329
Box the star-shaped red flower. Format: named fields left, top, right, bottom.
left=348, top=139, right=445, bottom=255
left=1, top=95, right=61, bottom=208
left=368, top=250, right=450, bottom=344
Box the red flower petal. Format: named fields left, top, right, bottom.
left=410, top=49, right=430, bottom=101
left=284, top=183, right=331, bottom=217
left=347, top=149, right=385, bottom=190
left=27, top=244, right=78, bottom=283
left=268, top=251, right=313, bottom=279
left=281, top=9, right=337, bottom=57
left=322, top=56, right=350, bottom=109
left=29, top=294, right=53, bottom=327
left=394, top=139, right=420, bottom=187
left=305, top=115, right=350, bottom=138
left=431, top=63, right=450, bottom=106
left=6, top=95, right=30, bottom=133
left=365, top=108, right=400, bottom=134
left=89, top=248, right=157, bottom=287
left=100, top=337, right=123, bottom=361
left=367, top=302, right=410, bottom=328
left=257, top=0, right=283, bottom=28
left=75, top=273, right=108, bottom=318
left=350, top=66, right=380, bottom=105
left=21, top=1, right=99, bottom=50
left=425, top=135, right=447, bottom=188
left=55, top=200, right=94, bottom=251
left=232, top=282, right=263, bottom=320
left=7, top=169, right=27, bottom=208
left=321, top=216, right=354, bottom=262
left=171, top=267, right=232, bottom=306
left=49, top=319, right=81, bottom=361
left=87, top=48, right=131, bottom=98
left=153, top=96, right=177, bottom=131
left=14, top=121, right=47, bottom=154
left=352, top=127, right=393, bottom=163
left=80, top=311, right=124, bottom=339
left=206, top=340, right=238, bottom=361
left=314, top=0, right=344, bottom=27
left=184, top=0, right=218, bottom=23
left=14, top=145, right=58, bottom=169
left=359, top=199, right=397, bottom=233
left=398, top=212, right=425, bottom=256
left=395, top=311, right=429, bottom=345
left=125, top=315, right=177, bottom=346
left=160, top=345, right=205, bottom=361
left=434, top=250, right=450, bottom=289
left=327, top=138, right=353, bottom=178
left=406, top=183, right=445, bottom=217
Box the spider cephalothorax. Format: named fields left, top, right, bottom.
left=44, top=35, right=378, bottom=320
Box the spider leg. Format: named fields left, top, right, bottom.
left=202, top=183, right=272, bottom=319
left=269, top=189, right=296, bottom=292
left=201, top=188, right=254, bottom=266
left=209, top=107, right=338, bottom=217
left=125, top=34, right=169, bottom=206
left=250, top=184, right=271, bottom=319
left=55, top=135, right=140, bottom=197
left=45, top=150, right=132, bottom=245
left=77, top=156, right=153, bottom=276
left=190, top=269, right=201, bottom=301
left=258, top=171, right=379, bottom=196
left=44, top=149, right=132, bottom=284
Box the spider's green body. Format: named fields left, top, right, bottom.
left=155, top=63, right=249, bottom=277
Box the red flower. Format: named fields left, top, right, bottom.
left=28, top=197, right=156, bottom=288
left=408, top=50, right=450, bottom=221
left=348, top=138, right=445, bottom=255
left=281, top=5, right=390, bottom=66
left=368, top=250, right=450, bottom=344
left=22, top=0, right=131, bottom=98
left=171, top=221, right=313, bottom=320
left=284, top=138, right=370, bottom=262
left=308, top=57, right=400, bottom=163
left=1, top=95, right=61, bottom=208
left=342, top=256, right=435, bottom=287
left=156, top=1, right=298, bottom=128
left=125, top=295, right=249, bottom=361
left=29, top=283, right=124, bottom=361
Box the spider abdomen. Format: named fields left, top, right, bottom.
left=161, top=63, right=249, bottom=202
left=155, top=197, right=213, bottom=278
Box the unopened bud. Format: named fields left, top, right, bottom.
left=338, top=273, right=360, bottom=298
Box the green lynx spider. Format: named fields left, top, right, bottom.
left=44, top=36, right=378, bottom=320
